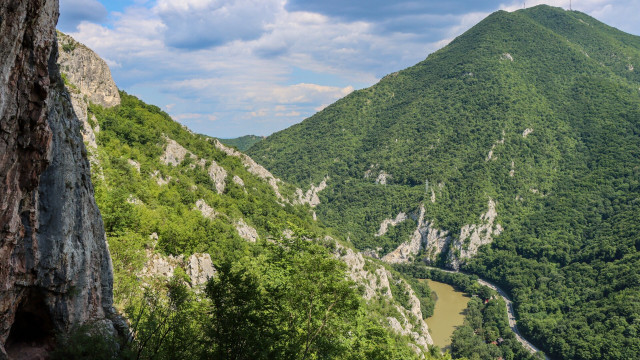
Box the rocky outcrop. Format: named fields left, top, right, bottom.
left=339, top=247, right=391, bottom=300
left=207, top=161, right=227, bottom=194
left=232, top=175, right=244, bottom=187
left=382, top=205, right=450, bottom=264
left=185, top=253, right=216, bottom=287
left=335, top=244, right=432, bottom=350
left=160, top=138, right=189, bottom=166
left=141, top=251, right=216, bottom=288
left=448, top=199, right=502, bottom=269
left=294, top=177, right=328, bottom=207
left=0, top=0, right=116, bottom=356
left=194, top=199, right=217, bottom=220
left=212, top=139, right=288, bottom=202
left=56, top=32, right=120, bottom=108
left=56, top=31, right=120, bottom=151
left=382, top=200, right=500, bottom=268
left=375, top=212, right=408, bottom=237
left=235, top=219, right=259, bottom=243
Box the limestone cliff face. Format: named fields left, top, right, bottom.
left=56, top=32, right=120, bottom=108
left=0, top=0, right=116, bottom=357
left=56, top=31, right=120, bottom=150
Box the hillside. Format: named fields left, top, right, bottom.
left=217, top=134, right=264, bottom=151
left=249, top=5, right=640, bottom=360
left=54, top=32, right=456, bottom=359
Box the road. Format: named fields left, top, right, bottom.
left=424, top=267, right=550, bottom=360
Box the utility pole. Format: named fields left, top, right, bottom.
left=570, top=0, right=572, bottom=11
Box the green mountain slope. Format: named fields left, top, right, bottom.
left=249, top=5, right=640, bottom=360
left=88, top=92, right=439, bottom=359
left=217, top=134, right=264, bottom=151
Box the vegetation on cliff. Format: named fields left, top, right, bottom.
left=87, top=92, right=448, bottom=359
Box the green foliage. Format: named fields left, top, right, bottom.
left=89, top=91, right=437, bottom=358
left=249, top=5, right=640, bottom=359
left=51, top=323, right=133, bottom=360
left=217, top=135, right=264, bottom=151
left=451, top=297, right=539, bottom=360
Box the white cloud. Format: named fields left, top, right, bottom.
left=68, top=0, right=640, bottom=137
left=155, top=0, right=283, bottom=49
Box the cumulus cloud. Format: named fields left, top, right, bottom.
left=67, top=0, right=640, bottom=137
left=155, top=0, right=283, bottom=49
left=58, top=0, right=108, bottom=31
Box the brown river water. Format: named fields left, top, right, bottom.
left=424, top=279, right=471, bottom=351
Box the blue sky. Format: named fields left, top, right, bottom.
left=59, top=0, right=640, bottom=138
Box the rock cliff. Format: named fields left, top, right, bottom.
left=56, top=31, right=120, bottom=151
left=0, top=0, right=116, bottom=357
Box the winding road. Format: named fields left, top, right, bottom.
left=424, top=267, right=550, bottom=360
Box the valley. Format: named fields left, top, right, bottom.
left=1, top=2, right=638, bottom=360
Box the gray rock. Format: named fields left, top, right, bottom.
left=0, top=1, right=116, bottom=355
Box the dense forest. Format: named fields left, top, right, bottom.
left=249, top=5, right=640, bottom=360
left=64, top=92, right=461, bottom=359
left=217, top=134, right=264, bottom=151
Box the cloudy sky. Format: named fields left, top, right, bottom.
left=59, top=0, right=640, bottom=138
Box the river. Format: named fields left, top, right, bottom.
left=423, top=266, right=550, bottom=360
left=424, top=279, right=470, bottom=351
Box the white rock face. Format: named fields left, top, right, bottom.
left=185, top=253, right=216, bottom=287
left=235, top=219, right=259, bottom=242
left=57, top=32, right=120, bottom=108
left=57, top=32, right=120, bottom=153
left=449, top=199, right=502, bottom=269
left=141, top=251, right=183, bottom=279
left=160, top=138, right=189, bottom=166
left=382, top=200, right=500, bottom=268
left=208, top=161, right=227, bottom=194
left=501, top=53, right=514, bottom=61
left=375, top=212, right=408, bottom=237
left=333, top=243, right=433, bottom=351
left=141, top=251, right=216, bottom=288
left=295, top=177, right=328, bottom=207
left=486, top=131, right=505, bottom=161
left=384, top=278, right=433, bottom=349
left=338, top=246, right=392, bottom=300
left=382, top=205, right=450, bottom=264
left=232, top=175, right=245, bottom=187
left=510, top=160, right=515, bottom=177
left=522, top=128, right=534, bottom=138
left=375, top=171, right=391, bottom=185
left=194, top=199, right=217, bottom=220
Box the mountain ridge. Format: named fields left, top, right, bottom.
left=249, top=5, right=640, bottom=359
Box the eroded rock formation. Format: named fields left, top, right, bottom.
left=0, top=0, right=116, bottom=356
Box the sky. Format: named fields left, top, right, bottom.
left=58, top=0, right=640, bottom=138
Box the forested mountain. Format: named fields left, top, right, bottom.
left=249, top=5, right=640, bottom=360
left=54, top=32, right=456, bottom=359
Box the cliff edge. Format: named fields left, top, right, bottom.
left=0, top=0, right=116, bottom=357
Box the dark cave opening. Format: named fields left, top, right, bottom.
left=5, top=291, right=55, bottom=357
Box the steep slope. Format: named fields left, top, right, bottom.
left=249, top=5, right=640, bottom=360
left=0, top=0, right=117, bottom=358
left=56, top=33, right=445, bottom=358
left=217, top=134, right=264, bottom=151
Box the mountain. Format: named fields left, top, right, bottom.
left=53, top=32, right=454, bottom=359
left=249, top=5, right=640, bottom=360
left=0, top=1, right=118, bottom=358
left=217, top=134, right=264, bottom=151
